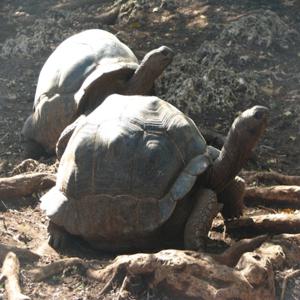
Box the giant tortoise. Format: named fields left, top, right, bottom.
left=41, top=94, right=268, bottom=252
left=22, top=29, right=173, bottom=158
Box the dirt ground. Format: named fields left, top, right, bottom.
left=1, top=0, right=300, bottom=299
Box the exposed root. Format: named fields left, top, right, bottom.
left=0, top=243, right=40, bottom=265
left=245, top=185, right=300, bottom=208
left=224, top=212, right=300, bottom=235
left=97, top=264, right=127, bottom=295
left=213, top=234, right=269, bottom=267
left=0, top=172, right=56, bottom=199
left=11, top=159, right=39, bottom=175
left=117, top=275, right=131, bottom=300
left=22, top=235, right=300, bottom=299
left=87, top=243, right=275, bottom=299
left=0, top=252, right=30, bottom=300
left=241, top=170, right=300, bottom=185
left=27, top=257, right=85, bottom=282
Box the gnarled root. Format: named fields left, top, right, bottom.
left=24, top=234, right=300, bottom=299
left=245, top=185, right=300, bottom=208
left=27, top=257, right=85, bottom=282
left=87, top=236, right=273, bottom=299
left=0, top=243, right=40, bottom=265
left=241, top=170, right=300, bottom=186
left=224, top=212, right=300, bottom=235
left=0, top=252, right=30, bottom=300
left=212, top=234, right=269, bottom=267
left=0, top=172, right=56, bottom=199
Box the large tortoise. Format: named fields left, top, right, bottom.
left=41, top=94, right=268, bottom=252
left=22, top=29, right=173, bottom=159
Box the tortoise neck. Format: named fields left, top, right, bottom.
left=206, top=128, right=248, bottom=193
left=125, top=62, right=155, bottom=95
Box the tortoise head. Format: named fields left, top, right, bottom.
left=208, top=105, right=268, bottom=192
left=125, top=46, right=174, bottom=95
left=230, top=105, right=268, bottom=152
left=140, top=46, right=174, bottom=75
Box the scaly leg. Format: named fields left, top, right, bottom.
left=184, top=189, right=221, bottom=251
left=218, top=176, right=245, bottom=220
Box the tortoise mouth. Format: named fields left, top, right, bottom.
left=141, top=46, right=174, bottom=67
left=158, top=45, right=174, bottom=61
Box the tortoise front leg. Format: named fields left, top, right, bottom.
left=218, top=176, right=245, bottom=220
left=184, top=189, right=221, bottom=251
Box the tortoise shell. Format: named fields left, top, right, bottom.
left=41, top=95, right=211, bottom=243
left=23, top=29, right=138, bottom=155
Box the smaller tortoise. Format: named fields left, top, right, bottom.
left=22, top=29, right=173, bottom=159
left=41, top=94, right=268, bottom=252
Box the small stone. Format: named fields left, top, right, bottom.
left=14, top=11, right=29, bottom=17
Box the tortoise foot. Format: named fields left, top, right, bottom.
left=218, top=176, right=245, bottom=220
left=47, top=221, right=70, bottom=249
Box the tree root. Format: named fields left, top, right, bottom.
left=241, top=170, right=300, bottom=185
left=245, top=185, right=300, bottom=208
left=11, top=159, right=40, bottom=175
left=212, top=234, right=269, bottom=267
left=86, top=235, right=274, bottom=299
left=0, top=243, right=40, bottom=265
left=0, top=172, right=56, bottom=199
left=0, top=252, right=30, bottom=300
left=224, top=212, right=300, bottom=235
left=23, top=234, right=300, bottom=299
left=89, top=250, right=272, bottom=299
left=24, top=236, right=270, bottom=298
left=27, top=257, right=85, bottom=282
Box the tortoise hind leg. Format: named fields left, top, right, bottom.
left=184, top=189, right=222, bottom=251
left=217, top=176, right=245, bottom=220
left=47, top=221, right=71, bottom=250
